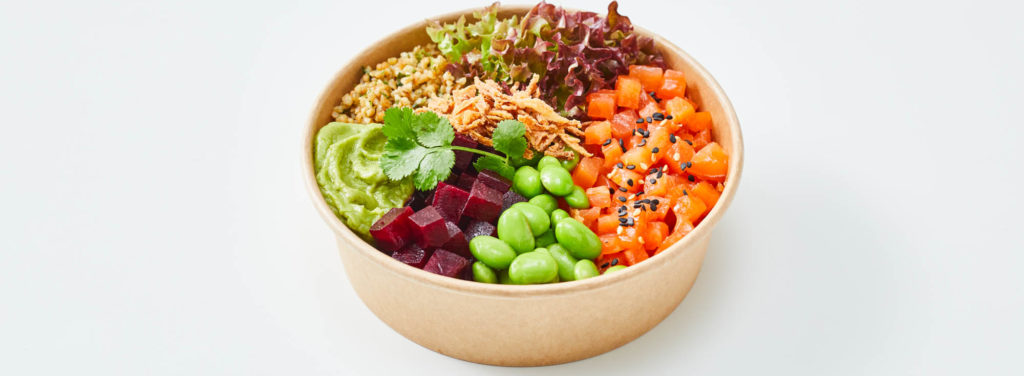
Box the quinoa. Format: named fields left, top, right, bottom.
left=332, top=44, right=466, bottom=124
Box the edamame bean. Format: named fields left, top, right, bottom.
left=528, top=194, right=558, bottom=214
left=513, top=166, right=543, bottom=198
left=564, top=185, right=590, bottom=209
left=535, top=230, right=556, bottom=247
left=532, top=248, right=558, bottom=283
left=539, top=166, right=574, bottom=196
left=554, top=218, right=602, bottom=260
left=508, top=251, right=558, bottom=284
left=550, top=209, right=570, bottom=226
left=511, top=202, right=550, bottom=236
left=604, top=265, right=627, bottom=274
left=537, top=156, right=562, bottom=171
left=469, top=236, right=517, bottom=270
left=574, top=259, right=600, bottom=280
left=547, top=244, right=578, bottom=281
left=472, top=261, right=498, bottom=284
left=560, top=152, right=580, bottom=170
left=497, top=208, right=535, bottom=254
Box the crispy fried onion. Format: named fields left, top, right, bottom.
left=424, top=75, right=590, bottom=159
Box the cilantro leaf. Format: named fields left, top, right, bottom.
left=379, top=108, right=527, bottom=191
left=492, top=120, right=527, bottom=159
left=473, top=155, right=516, bottom=180
left=413, top=148, right=455, bottom=190
left=382, top=107, right=417, bottom=141
left=411, top=111, right=455, bottom=148
left=380, top=137, right=428, bottom=181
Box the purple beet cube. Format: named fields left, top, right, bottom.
left=423, top=249, right=470, bottom=278
left=432, top=182, right=470, bottom=223
left=369, top=206, right=413, bottom=253
left=452, top=134, right=478, bottom=171
left=392, top=243, right=431, bottom=268
left=464, top=219, right=497, bottom=241
left=464, top=180, right=503, bottom=222
left=409, top=206, right=448, bottom=247
left=502, top=190, right=528, bottom=211
left=455, top=171, right=476, bottom=192
left=441, top=221, right=470, bottom=257
left=477, top=170, right=511, bottom=193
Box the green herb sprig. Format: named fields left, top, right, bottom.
left=380, top=107, right=527, bottom=190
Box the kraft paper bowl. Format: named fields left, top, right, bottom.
left=302, top=4, right=743, bottom=367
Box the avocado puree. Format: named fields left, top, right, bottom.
left=314, top=122, right=413, bottom=237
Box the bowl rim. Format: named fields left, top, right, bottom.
left=301, top=4, right=744, bottom=298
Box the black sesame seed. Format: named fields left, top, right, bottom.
left=602, top=138, right=612, bottom=146
left=639, top=199, right=650, bottom=203
left=685, top=139, right=693, bottom=146
left=626, top=164, right=636, bottom=170
left=619, top=187, right=628, bottom=192
left=649, top=178, right=657, bottom=184
left=650, top=204, right=658, bottom=212
left=646, top=117, right=653, bottom=123
left=687, top=161, right=693, bottom=167
left=657, top=171, right=664, bottom=178
left=652, top=147, right=660, bottom=153
left=619, top=139, right=626, bottom=152
left=681, top=163, right=687, bottom=171
left=619, top=217, right=628, bottom=223
left=666, top=115, right=674, bottom=120
left=638, top=139, right=647, bottom=147
left=670, top=134, right=677, bottom=143
left=608, top=187, right=615, bottom=194
left=651, top=199, right=660, bottom=205
left=635, top=118, right=644, bottom=124
left=611, top=259, right=619, bottom=266
left=627, top=179, right=633, bottom=186
left=618, top=196, right=627, bottom=202
left=618, top=211, right=627, bottom=217
left=688, top=175, right=696, bottom=182
left=601, top=262, right=610, bottom=268
left=683, top=190, right=688, bottom=196
left=616, top=162, right=624, bottom=168
left=633, top=203, right=642, bottom=208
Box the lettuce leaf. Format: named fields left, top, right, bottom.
left=429, top=1, right=664, bottom=119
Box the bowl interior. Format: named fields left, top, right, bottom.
left=303, top=4, right=743, bottom=297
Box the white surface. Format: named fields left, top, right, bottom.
left=2, top=0, right=1022, bottom=374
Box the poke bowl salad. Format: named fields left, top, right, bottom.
left=313, top=1, right=730, bottom=286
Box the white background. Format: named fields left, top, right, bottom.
left=2, top=0, right=1022, bottom=374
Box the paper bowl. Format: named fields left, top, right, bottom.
left=302, top=4, right=743, bottom=366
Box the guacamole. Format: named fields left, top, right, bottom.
left=314, top=122, right=413, bottom=237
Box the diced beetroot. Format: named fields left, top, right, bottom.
left=502, top=190, right=527, bottom=211
left=423, top=249, right=469, bottom=278
left=408, top=206, right=448, bottom=247
left=452, top=134, right=478, bottom=171
left=392, top=243, right=431, bottom=268
left=456, top=171, right=476, bottom=192
left=441, top=221, right=470, bottom=257
left=368, top=206, right=413, bottom=253
left=432, top=182, right=470, bottom=223
left=464, top=219, right=497, bottom=241
left=405, top=189, right=434, bottom=211
left=476, top=170, right=511, bottom=193
left=464, top=180, right=503, bottom=222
